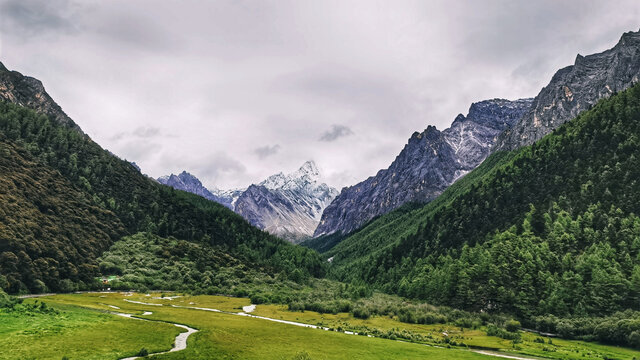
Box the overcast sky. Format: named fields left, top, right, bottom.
left=1, top=0, right=639, bottom=190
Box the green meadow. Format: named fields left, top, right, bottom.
left=1, top=292, right=638, bottom=360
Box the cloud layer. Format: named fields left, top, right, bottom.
left=1, top=0, right=639, bottom=189
left=319, top=125, right=354, bottom=142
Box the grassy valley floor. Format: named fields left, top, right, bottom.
left=2, top=293, right=639, bottom=359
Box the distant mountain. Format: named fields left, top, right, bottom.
left=159, top=161, right=338, bottom=242
left=235, top=161, right=339, bottom=242
left=158, top=171, right=233, bottom=208
left=314, top=98, right=532, bottom=237
left=0, top=61, right=324, bottom=293
left=496, top=29, right=640, bottom=150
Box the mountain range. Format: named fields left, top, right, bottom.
left=158, top=161, right=338, bottom=242
left=312, top=28, right=640, bottom=242
left=2, top=25, right=640, bottom=353
left=0, top=61, right=323, bottom=294
left=314, top=98, right=532, bottom=237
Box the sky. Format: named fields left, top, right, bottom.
left=1, top=0, right=639, bottom=190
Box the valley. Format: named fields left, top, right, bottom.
left=3, top=292, right=639, bottom=360
left=1, top=4, right=640, bottom=359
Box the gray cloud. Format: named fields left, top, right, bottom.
left=110, top=126, right=163, bottom=141
left=198, top=153, right=247, bottom=184
left=0, top=0, right=80, bottom=38
left=254, top=144, right=281, bottom=159
left=2, top=0, right=640, bottom=189
left=133, top=126, right=161, bottom=138
left=319, top=125, right=354, bottom=142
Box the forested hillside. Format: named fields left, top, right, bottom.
left=0, top=101, right=325, bottom=293
left=0, top=134, right=124, bottom=293
left=329, top=84, right=640, bottom=320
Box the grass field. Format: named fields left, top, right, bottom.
left=3, top=292, right=639, bottom=360
left=0, top=299, right=180, bottom=360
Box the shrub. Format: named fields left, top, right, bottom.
left=138, top=347, right=149, bottom=356
left=288, top=302, right=305, bottom=311
left=250, top=293, right=268, bottom=304
left=353, top=306, right=371, bottom=319
left=505, top=319, right=521, bottom=332
left=487, top=325, right=521, bottom=341
left=455, top=317, right=474, bottom=328
left=629, top=331, right=640, bottom=348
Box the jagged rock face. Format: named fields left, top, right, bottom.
left=158, top=171, right=233, bottom=208
left=158, top=161, right=338, bottom=242
left=0, top=62, right=82, bottom=132
left=314, top=98, right=532, bottom=237
left=235, top=161, right=339, bottom=243
left=496, top=29, right=640, bottom=150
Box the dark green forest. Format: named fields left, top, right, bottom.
left=0, top=102, right=325, bottom=293
left=330, top=84, right=640, bottom=321
left=0, top=135, right=125, bottom=293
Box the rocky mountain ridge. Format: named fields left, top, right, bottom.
left=157, top=171, right=233, bottom=208
left=495, top=29, right=640, bottom=150
left=0, top=62, right=83, bottom=133
left=313, top=98, right=532, bottom=237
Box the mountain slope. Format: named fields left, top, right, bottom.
left=496, top=29, right=640, bottom=150
left=0, top=63, right=325, bottom=293
left=0, top=62, right=82, bottom=132
left=160, top=161, right=338, bottom=242
left=157, top=171, right=233, bottom=208
left=0, top=129, right=125, bottom=293
left=314, top=98, right=532, bottom=238
left=329, top=83, right=640, bottom=319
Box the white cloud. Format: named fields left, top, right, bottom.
left=2, top=0, right=639, bottom=189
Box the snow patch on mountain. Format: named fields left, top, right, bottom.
left=158, top=161, right=337, bottom=242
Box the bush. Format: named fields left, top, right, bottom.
left=138, top=348, right=149, bottom=356
left=505, top=319, right=521, bottom=332
left=58, top=279, right=77, bottom=293
left=487, top=325, right=521, bottom=341
left=455, top=317, right=474, bottom=328
left=353, top=306, right=371, bottom=319
left=629, top=331, right=640, bottom=348
left=250, top=293, right=269, bottom=304
left=288, top=302, right=305, bottom=311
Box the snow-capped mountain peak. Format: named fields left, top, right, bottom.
left=158, top=160, right=338, bottom=242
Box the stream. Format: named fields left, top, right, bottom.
left=112, top=311, right=198, bottom=360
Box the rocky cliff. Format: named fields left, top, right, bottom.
left=314, top=98, right=532, bottom=237
left=496, top=29, right=640, bottom=150
left=0, top=61, right=82, bottom=133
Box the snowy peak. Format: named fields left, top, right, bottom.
left=296, top=160, right=320, bottom=178
left=237, top=161, right=338, bottom=242
left=158, top=161, right=338, bottom=242
left=260, top=172, right=287, bottom=190
left=259, top=160, right=323, bottom=192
